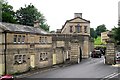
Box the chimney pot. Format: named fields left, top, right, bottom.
left=34, top=20, right=40, bottom=28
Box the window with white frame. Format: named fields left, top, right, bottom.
left=39, top=37, right=48, bottom=44
left=13, top=35, right=17, bottom=43
left=18, top=35, right=21, bottom=43
left=39, top=37, right=41, bottom=43
left=39, top=53, right=48, bottom=61
left=22, top=35, right=25, bottom=43
left=14, top=54, right=26, bottom=64
left=41, top=37, right=44, bottom=43
left=13, top=35, right=25, bottom=43
left=45, top=37, right=47, bottom=43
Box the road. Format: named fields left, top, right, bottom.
left=25, top=57, right=119, bottom=79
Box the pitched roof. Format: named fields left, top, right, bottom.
left=0, top=22, right=48, bottom=34
left=61, top=17, right=90, bottom=31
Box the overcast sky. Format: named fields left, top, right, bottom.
left=7, top=0, right=119, bottom=31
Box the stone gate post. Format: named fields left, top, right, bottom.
left=105, top=32, right=116, bottom=65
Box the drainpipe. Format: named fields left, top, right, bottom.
left=4, top=31, right=7, bottom=75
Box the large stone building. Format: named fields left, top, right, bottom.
left=53, top=13, right=93, bottom=63
left=0, top=13, right=93, bottom=75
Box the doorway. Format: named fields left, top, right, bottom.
left=53, top=53, right=56, bottom=65
left=30, top=55, right=35, bottom=68
left=79, top=47, right=82, bottom=62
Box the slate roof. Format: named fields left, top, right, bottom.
left=0, top=22, right=48, bottom=34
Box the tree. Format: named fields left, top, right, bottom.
left=112, top=26, right=120, bottom=44
left=96, top=24, right=107, bottom=36
left=90, top=28, right=97, bottom=38
left=40, top=23, right=50, bottom=31
left=16, top=4, right=49, bottom=31
left=2, top=1, right=16, bottom=23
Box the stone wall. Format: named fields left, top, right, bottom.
left=0, top=33, right=4, bottom=75
left=52, top=34, right=90, bottom=63
left=70, top=42, right=80, bottom=63
left=1, top=32, right=53, bottom=75
left=6, top=49, right=29, bottom=74
left=0, top=31, right=92, bottom=75
left=105, top=42, right=115, bottom=65
left=55, top=48, right=64, bottom=64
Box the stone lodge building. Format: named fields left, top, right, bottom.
left=0, top=13, right=93, bottom=75
left=101, top=31, right=110, bottom=43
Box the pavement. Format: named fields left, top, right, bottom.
left=14, top=58, right=90, bottom=78
left=26, top=57, right=118, bottom=78
left=112, top=64, right=120, bottom=67
left=14, top=61, right=72, bottom=78
left=14, top=58, right=120, bottom=78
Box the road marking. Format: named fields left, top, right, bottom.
left=108, top=73, right=120, bottom=79
left=100, top=72, right=120, bottom=80
left=104, top=73, right=116, bottom=78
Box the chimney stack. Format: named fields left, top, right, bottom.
left=74, top=13, right=82, bottom=18
left=56, top=29, right=61, bottom=33
left=34, top=20, right=40, bottom=28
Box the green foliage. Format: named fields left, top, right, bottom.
left=50, top=30, right=55, bottom=33
left=16, top=4, right=49, bottom=31
left=112, top=26, right=120, bottom=43
left=90, top=28, right=97, bottom=38
left=2, top=2, right=16, bottom=23
left=40, top=23, right=50, bottom=31
left=16, top=4, right=42, bottom=26
left=94, top=36, right=103, bottom=45
left=2, top=1, right=50, bottom=31
left=96, top=24, right=107, bottom=36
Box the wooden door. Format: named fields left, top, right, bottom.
left=30, top=55, right=35, bottom=68
left=53, top=54, right=56, bottom=65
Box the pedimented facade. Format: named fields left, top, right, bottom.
left=53, top=13, right=92, bottom=64
left=61, top=17, right=90, bottom=35
left=0, top=13, right=93, bottom=75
